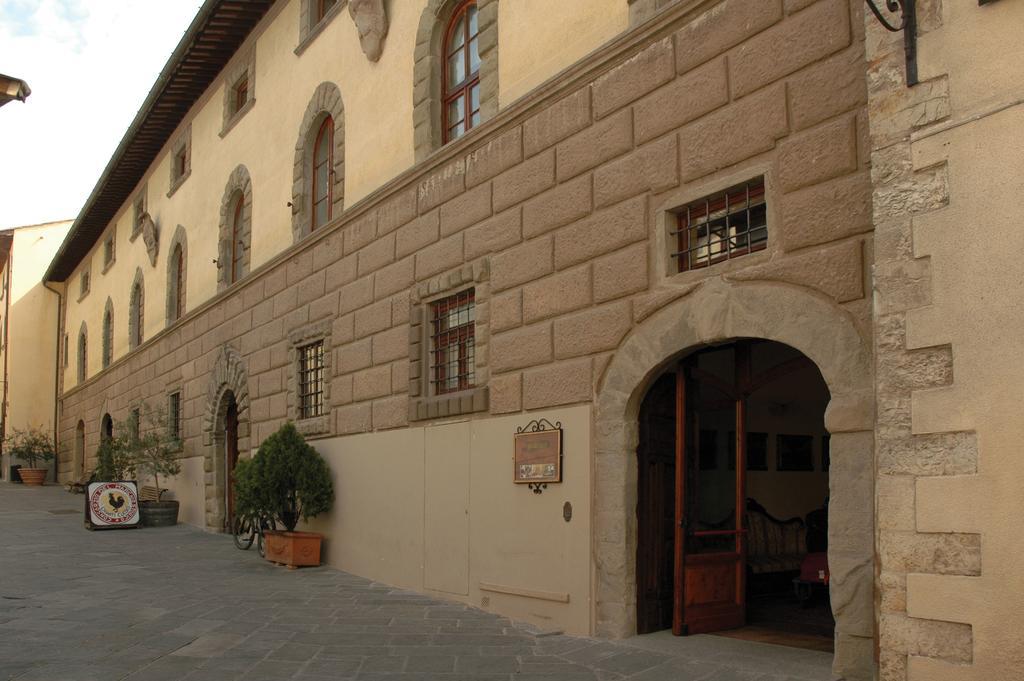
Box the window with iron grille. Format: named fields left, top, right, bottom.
left=168, top=392, right=182, bottom=441
left=298, top=341, right=325, bottom=419
left=130, top=407, right=141, bottom=441
left=79, top=269, right=90, bottom=298
left=673, top=179, right=767, bottom=272
left=430, top=289, right=475, bottom=395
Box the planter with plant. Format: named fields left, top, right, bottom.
left=3, top=426, right=57, bottom=486
left=122, top=407, right=183, bottom=527
left=234, top=422, right=333, bottom=568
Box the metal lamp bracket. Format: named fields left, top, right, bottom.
left=865, top=0, right=918, bottom=86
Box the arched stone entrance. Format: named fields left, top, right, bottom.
left=74, top=421, right=86, bottom=479
left=594, top=278, right=874, bottom=681
left=202, top=345, right=250, bottom=531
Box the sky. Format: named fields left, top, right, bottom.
left=0, top=0, right=204, bottom=230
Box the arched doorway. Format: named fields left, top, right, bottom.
left=101, top=413, right=113, bottom=442
left=223, top=391, right=240, bottom=530
left=636, top=339, right=832, bottom=648
left=201, top=345, right=250, bottom=531
left=593, top=278, right=875, bottom=680
left=74, top=421, right=86, bottom=479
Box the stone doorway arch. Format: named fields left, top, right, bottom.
left=202, top=345, right=250, bottom=531
left=594, top=277, right=874, bottom=681
left=74, top=421, right=86, bottom=479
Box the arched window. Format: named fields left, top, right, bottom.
left=311, top=115, right=333, bottom=231
left=129, top=272, right=144, bottom=350
left=77, top=326, right=87, bottom=383
left=218, top=165, right=252, bottom=291
left=102, top=300, right=113, bottom=369
left=170, top=243, right=185, bottom=321
left=230, top=193, right=245, bottom=284
left=443, top=0, right=480, bottom=143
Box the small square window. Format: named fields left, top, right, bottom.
left=168, top=392, right=182, bottom=442
left=298, top=341, right=325, bottom=419
left=103, top=233, right=115, bottom=269
left=429, top=289, right=475, bottom=396
left=132, top=191, right=147, bottom=239
left=673, top=179, right=767, bottom=273
left=314, top=0, right=337, bottom=25
left=232, top=76, right=249, bottom=117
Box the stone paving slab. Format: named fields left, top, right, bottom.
left=0, top=484, right=832, bottom=680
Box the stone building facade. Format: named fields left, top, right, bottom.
left=42, top=0, right=1024, bottom=679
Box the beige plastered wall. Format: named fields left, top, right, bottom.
left=498, top=0, right=627, bottom=107
left=205, top=405, right=590, bottom=635
left=1, top=221, right=71, bottom=478
left=60, top=0, right=628, bottom=393
left=867, top=0, right=1024, bottom=678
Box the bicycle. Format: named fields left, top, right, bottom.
left=232, top=512, right=277, bottom=558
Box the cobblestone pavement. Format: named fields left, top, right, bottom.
left=0, top=484, right=831, bottom=680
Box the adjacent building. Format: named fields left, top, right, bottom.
left=39, top=0, right=1024, bottom=679
left=0, top=221, right=72, bottom=480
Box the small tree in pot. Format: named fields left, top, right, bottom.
left=4, top=426, right=57, bottom=486
left=123, top=406, right=183, bottom=527
left=243, top=422, right=333, bottom=568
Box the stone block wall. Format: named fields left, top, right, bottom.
left=863, top=7, right=981, bottom=681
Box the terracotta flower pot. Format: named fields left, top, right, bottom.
left=263, top=530, right=322, bottom=569
left=18, top=468, right=47, bottom=486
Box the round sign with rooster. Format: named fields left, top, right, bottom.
left=86, top=481, right=140, bottom=528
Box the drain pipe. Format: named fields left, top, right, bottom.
left=42, top=279, right=63, bottom=484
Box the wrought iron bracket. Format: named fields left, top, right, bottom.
left=865, top=0, right=918, bottom=86
left=515, top=418, right=562, bottom=434
left=527, top=482, right=548, bottom=494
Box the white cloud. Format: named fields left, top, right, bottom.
left=0, top=0, right=203, bottom=230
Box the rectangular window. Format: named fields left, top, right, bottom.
left=132, top=192, right=147, bottom=238
left=315, top=0, right=337, bottom=24
left=298, top=341, right=325, bottom=419
left=168, top=392, right=182, bottom=441
left=130, top=407, right=141, bottom=441
left=63, top=334, right=69, bottom=367
left=103, top=234, right=115, bottom=268
left=673, top=179, right=767, bottom=272
left=79, top=270, right=90, bottom=297
left=430, top=289, right=475, bottom=395
left=233, top=76, right=248, bottom=116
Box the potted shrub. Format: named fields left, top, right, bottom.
left=4, top=426, right=56, bottom=486
left=94, top=430, right=132, bottom=482
left=124, top=407, right=183, bottom=527
left=237, top=422, right=333, bottom=568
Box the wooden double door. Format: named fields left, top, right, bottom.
left=638, top=341, right=794, bottom=636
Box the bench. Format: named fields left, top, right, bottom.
left=746, top=499, right=806, bottom=575
left=138, top=485, right=168, bottom=502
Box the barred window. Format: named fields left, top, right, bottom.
left=79, top=270, right=90, bottom=297
left=674, top=179, right=767, bottom=272
left=130, top=407, right=141, bottom=442
left=298, top=341, right=325, bottom=419
left=168, top=392, right=182, bottom=441
left=430, top=289, right=475, bottom=395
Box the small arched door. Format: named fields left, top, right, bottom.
left=223, top=392, right=240, bottom=529
left=74, top=421, right=86, bottom=479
